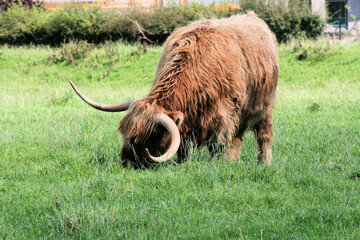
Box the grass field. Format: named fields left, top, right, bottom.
left=0, top=41, right=360, bottom=239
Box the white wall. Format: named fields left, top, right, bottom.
left=311, top=0, right=326, bottom=19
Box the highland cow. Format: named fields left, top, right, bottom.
left=68, top=12, right=278, bottom=168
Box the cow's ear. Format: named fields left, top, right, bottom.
left=168, top=111, right=184, bottom=128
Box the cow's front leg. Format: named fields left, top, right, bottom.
left=226, top=137, right=242, bottom=161
left=207, top=143, right=225, bottom=160
left=176, top=138, right=192, bottom=164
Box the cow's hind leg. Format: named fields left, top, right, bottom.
left=253, top=111, right=274, bottom=165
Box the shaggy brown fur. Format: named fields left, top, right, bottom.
left=119, top=12, right=278, bottom=167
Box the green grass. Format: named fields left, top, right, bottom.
left=0, top=41, right=360, bottom=239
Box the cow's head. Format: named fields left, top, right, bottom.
left=67, top=78, right=182, bottom=169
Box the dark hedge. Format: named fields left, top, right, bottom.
left=0, top=1, right=324, bottom=46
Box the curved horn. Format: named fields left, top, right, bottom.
left=67, top=77, right=135, bottom=112
left=145, top=113, right=181, bottom=163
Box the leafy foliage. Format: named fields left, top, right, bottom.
left=240, top=0, right=325, bottom=42
left=0, top=0, right=44, bottom=12
left=0, top=1, right=324, bottom=45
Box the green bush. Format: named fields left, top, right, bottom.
left=44, top=7, right=110, bottom=44
left=0, top=4, right=45, bottom=44
left=0, top=6, right=111, bottom=45
left=240, top=0, right=325, bottom=42
left=0, top=0, right=44, bottom=12
left=0, top=1, right=324, bottom=45
left=98, top=4, right=225, bottom=43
